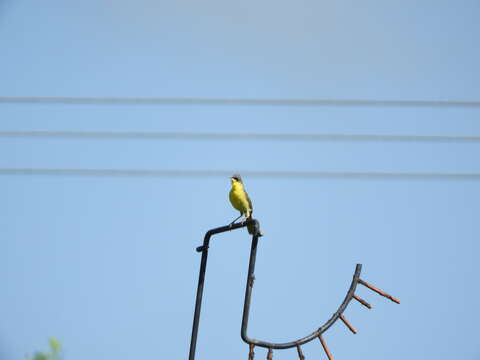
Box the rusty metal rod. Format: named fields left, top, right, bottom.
left=296, top=344, right=305, bottom=360
left=358, top=279, right=401, bottom=304
left=353, top=294, right=372, bottom=309
left=248, top=344, right=255, bottom=360
left=318, top=336, right=333, bottom=360
left=339, top=314, right=357, bottom=334
left=267, top=348, right=273, bottom=360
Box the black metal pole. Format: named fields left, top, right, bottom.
left=188, top=238, right=210, bottom=360
left=241, top=234, right=259, bottom=344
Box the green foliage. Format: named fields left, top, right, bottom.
left=33, top=353, right=48, bottom=360
left=48, top=338, right=61, bottom=354
left=28, top=338, right=62, bottom=360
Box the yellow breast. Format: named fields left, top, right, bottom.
left=229, top=184, right=251, bottom=215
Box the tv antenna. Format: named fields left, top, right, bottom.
left=189, top=219, right=399, bottom=359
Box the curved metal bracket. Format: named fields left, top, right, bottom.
left=240, top=228, right=362, bottom=349
left=188, top=219, right=399, bottom=360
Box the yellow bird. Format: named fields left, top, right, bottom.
left=229, top=174, right=255, bottom=234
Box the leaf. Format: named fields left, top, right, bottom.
left=33, top=352, right=48, bottom=360
left=48, top=338, right=61, bottom=353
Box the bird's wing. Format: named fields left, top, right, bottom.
left=246, top=191, right=253, bottom=217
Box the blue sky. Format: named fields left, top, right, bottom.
left=1, top=1, right=480, bottom=359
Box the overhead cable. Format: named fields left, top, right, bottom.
left=1, top=96, right=480, bottom=107
left=0, top=168, right=479, bottom=180
left=1, top=130, right=480, bottom=143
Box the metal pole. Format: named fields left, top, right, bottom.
left=188, top=238, right=210, bottom=360
left=241, top=234, right=259, bottom=344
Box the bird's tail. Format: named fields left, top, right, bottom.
left=246, top=216, right=260, bottom=235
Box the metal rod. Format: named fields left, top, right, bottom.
left=339, top=314, right=357, bottom=334
left=358, top=279, right=401, bottom=304
left=353, top=294, right=372, bottom=309
left=241, top=232, right=259, bottom=343
left=267, top=348, right=273, bottom=360
left=188, top=238, right=209, bottom=360
left=248, top=344, right=255, bottom=360
left=296, top=345, right=305, bottom=360
left=318, top=336, right=333, bottom=360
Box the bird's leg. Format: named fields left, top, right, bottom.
left=240, top=211, right=251, bottom=225
left=229, top=214, right=243, bottom=227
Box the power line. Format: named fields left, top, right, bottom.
left=0, top=168, right=479, bottom=180
left=1, top=130, right=480, bottom=143
left=1, top=96, right=480, bottom=107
